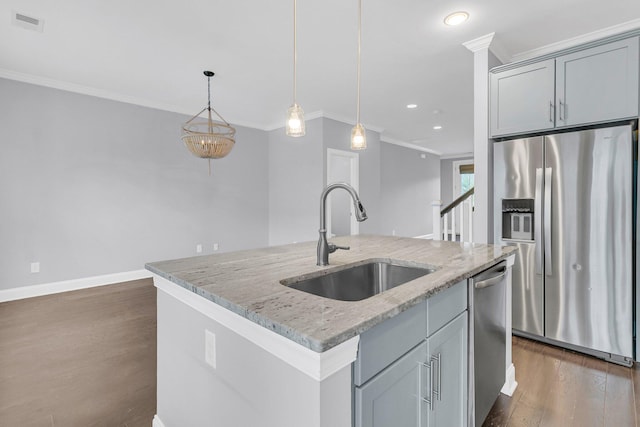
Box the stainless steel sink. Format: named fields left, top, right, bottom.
left=281, top=259, right=436, bottom=301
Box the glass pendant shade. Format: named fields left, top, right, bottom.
left=286, top=103, right=306, bottom=137
left=351, top=0, right=366, bottom=151
left=286, top=0, right=305, bottom=138
left=351, top=123, right=367, bottom=150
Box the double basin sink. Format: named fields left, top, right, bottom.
left=281, top=259, right=436, bottom=301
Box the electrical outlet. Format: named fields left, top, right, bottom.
left=213, top=243, right=219, bottom=251
left=196, top=244, right=202, bottom=253
left=30, top=262, right=40, bottom=273
left=392, top=230, right=396, bottom=236
left=205, top=329, right=216, bottom=369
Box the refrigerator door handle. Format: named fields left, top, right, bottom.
left=544, top=167, right=553, bottom=276
left=534, top=168, right=543, bottom=274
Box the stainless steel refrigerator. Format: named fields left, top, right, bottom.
left=493, top=123, right=635, bottom=365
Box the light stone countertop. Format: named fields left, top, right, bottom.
left=145, top=235, right=516, bottom=353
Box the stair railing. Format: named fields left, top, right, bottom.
left=432, top=187, right=474, bottom=242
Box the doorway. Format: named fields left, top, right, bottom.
left=452, top=159, right=474, bottom=199
left=326, top=148, right=360, bottom=237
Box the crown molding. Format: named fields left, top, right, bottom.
left=264, top=110, right=324, bottom=131
left=462, top=32, right=495, bottom=53
left=0, top=68, right=268, bottom=131
left=321, top=111, right=385, bottom=134
left=440, top=152, right=474, bottom=160
left=487, top=37, right=510, bottom=65
left=380, top=136, right=442, bottom=156
left=511, top=18, right=640, bottom=62
left=266, top=110, right=385, bottom=134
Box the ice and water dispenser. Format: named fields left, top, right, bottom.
left=501, top=199, right=534, bottom=241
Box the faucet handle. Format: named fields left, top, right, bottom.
left=328, top=243, right=350, bottom=253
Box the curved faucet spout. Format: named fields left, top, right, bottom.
left=317, top=183, right=368, bottom=266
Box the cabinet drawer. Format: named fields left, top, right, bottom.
left=427, top=280, right=467, bottom=336
left=353, top=300, right=427, bottom=386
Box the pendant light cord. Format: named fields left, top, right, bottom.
left=207, top=75, right=211, bottom=111
left=356, top=0, right=362, bottom=124
left=293, top=0, right=298, bottom=105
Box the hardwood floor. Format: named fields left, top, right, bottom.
left=0, top=279, right=156, bottom=427
left=484, top=336, right=640, bottom=427
left=2, top=279, right=639, bottom=427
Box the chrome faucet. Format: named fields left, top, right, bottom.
left=317, top=183, right=368, bottom=266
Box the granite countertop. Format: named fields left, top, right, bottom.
left=146, top=235, right=516, bottom=353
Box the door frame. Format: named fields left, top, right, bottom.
left=452, top=159, right=474, bottom=199
left=326, top=148, right=360, bottom=237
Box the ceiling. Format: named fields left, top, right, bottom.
left=1, top=0, right=639, bottom=156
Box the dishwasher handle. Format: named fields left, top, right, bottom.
left=474, top=267, right=507, bottom=289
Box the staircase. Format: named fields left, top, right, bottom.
left=432, top=187, right=474, bottom=243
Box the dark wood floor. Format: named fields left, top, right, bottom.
left=484, top=336, right=640, bottom=427
left=0, top=279, right=156, bottom=427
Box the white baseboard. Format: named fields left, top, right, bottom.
left=413, top=234, right=434, bottom=239
left=0, top=269, right=152, bottom=303
left=152, top=415, right=166, bottom=427
left=500, top=363, right=518, bottom=396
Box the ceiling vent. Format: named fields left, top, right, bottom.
left=12, top=11, right=44, bottom=32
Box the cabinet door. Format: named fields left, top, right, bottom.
left=490, top=59, right=555, bottom=137
left=355, top=341, right=428, bottom=427
left=556, top=37, right=639, bottom=127
left=426, top=312, right=468, bottom=427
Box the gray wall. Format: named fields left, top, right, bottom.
left=2, top=79, right=446, bottom=290
left=268, top=118, right=324, bottom=246
left=379, top=144, right=440, bottom=237
left=268, top=117, right=383, bottom=246
left=440, top=156, right=474, bottom=207
left=0, top=78, right=269, bottom=289
left=322, top=119, right=382, bottom=235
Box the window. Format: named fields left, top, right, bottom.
left=452, top=160, right=474, bottom=198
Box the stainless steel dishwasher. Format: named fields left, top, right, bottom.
left=468, top=261, right=507, bottom=427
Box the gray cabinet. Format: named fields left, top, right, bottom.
left=555, top=37, right=639, bottom=127
left=425, top=313, right=468, bottom=427
left=490, top=35, right=639, bottom=138
left=355, top=341, right=427, bottom=427
left=490, top=59, right=555, bottom=137
left=354, top=281, right=468, bottom=427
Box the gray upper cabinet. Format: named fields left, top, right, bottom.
left=490, top=35, right=640, bottom=138
left=556, top=37, right=639, bottom=127
left=490, top=59, right=556, bottom=137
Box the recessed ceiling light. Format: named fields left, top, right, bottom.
left=406, top=104, right=418, bottom=109
left=444, top=11, right=469, bottom=26
left=433, top=125, right=443, bottom=130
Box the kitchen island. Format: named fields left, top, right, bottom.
left=146, top=235, right=516, bottom=427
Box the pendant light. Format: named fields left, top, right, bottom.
left=351, top=0, right=366, bottom=150
left=286, top=0, right=305, bottom=137
left=181, top=71, right=236, bottom=174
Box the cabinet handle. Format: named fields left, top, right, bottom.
left=559, top=99, right=564, bottom=121
left=432, top=353, right=441, bottom=402
left=549, top=101, right=554, bottom=123
left=419, top=361, right=434, bottom=411
left=419, top=354, right=441, bottom=411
